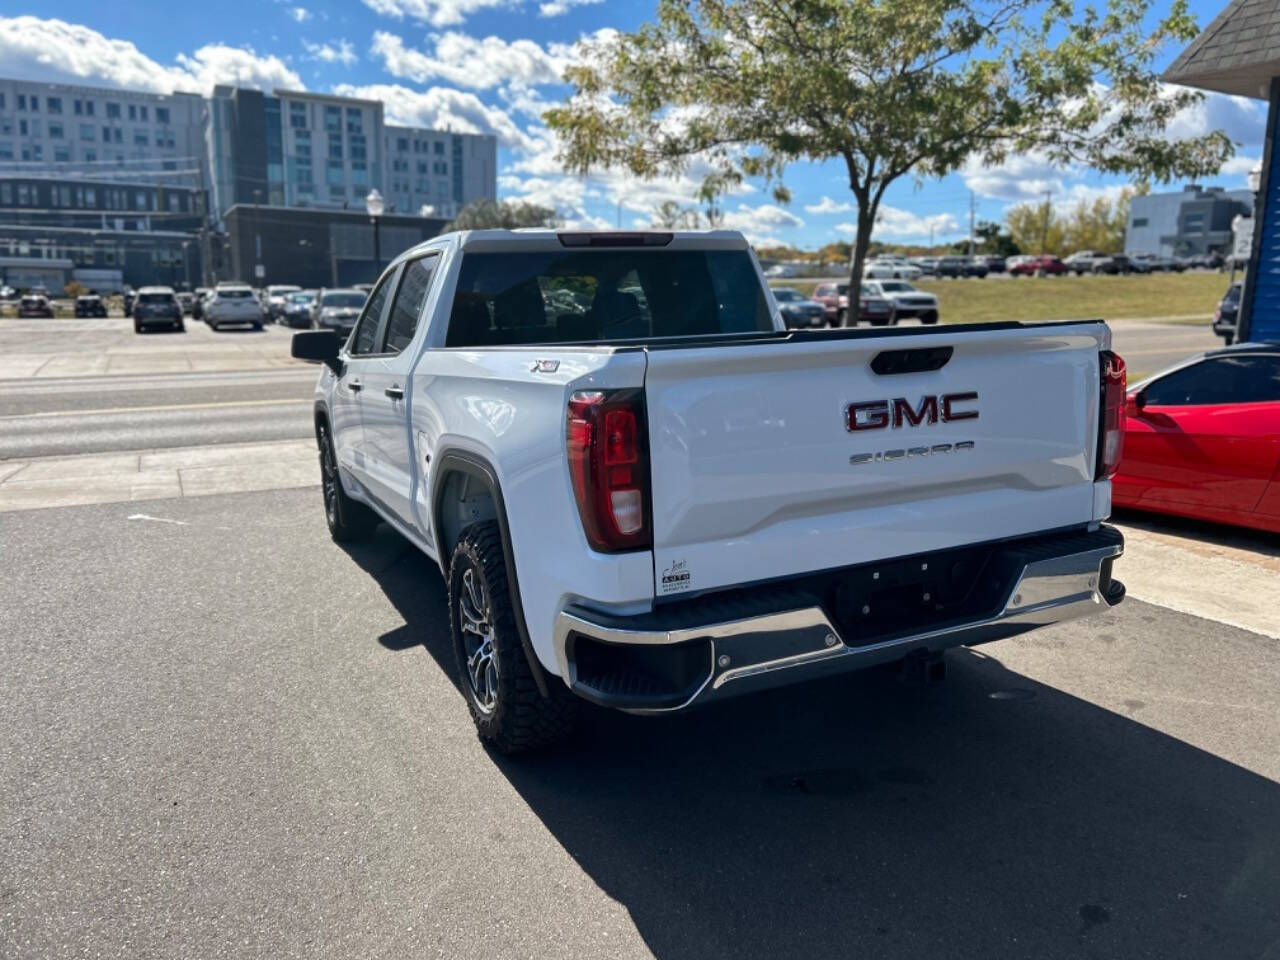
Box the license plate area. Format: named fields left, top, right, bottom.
left=830, top=544, right=1013, bottom=646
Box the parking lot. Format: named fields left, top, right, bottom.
left=2, top=310, right=1278, bottom=959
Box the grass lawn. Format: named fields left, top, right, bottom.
left=776, top=271, right=1234, bottom=325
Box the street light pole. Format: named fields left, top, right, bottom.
left=365, top=188, right=385, bottom=281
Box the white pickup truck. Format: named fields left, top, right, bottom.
left=293, top=229, right=1127, bottom=752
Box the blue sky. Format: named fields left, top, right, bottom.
left=0, top=0, right=1266, bottom=247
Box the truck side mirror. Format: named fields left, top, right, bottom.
left=292, top=330, right=342, bottom=374
left=1128, top=390, right=1147, bottom=414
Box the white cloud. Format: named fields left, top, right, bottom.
left=539, top=0, right=602, bottom=16
left=803, top=195, right=852, bottom=215
left=0, top=16, right=302, bottom=94
left=304, top=39, right=358, bottom=67
left=335, top=82, right=533, bottom=150
left=361, top=0, right=512, bottom=27
left=837, top=206, right=959, bottom=241
left=1161, top=87, right=1266, bottom=147
left=371, top=30, right=567, bottom=89
left=289, top=6, right=312, bottom=22
left=717, top=203, right=804, bottom=245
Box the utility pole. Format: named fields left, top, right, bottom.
left=929, top=223, right=935, bottom=249
left=968, top=191, right=976, bottom=257
left=1041, top=190, right=1053, bottom=254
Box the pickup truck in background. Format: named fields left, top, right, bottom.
left=293, top=229, right=1128, bottom=753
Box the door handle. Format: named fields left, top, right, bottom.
left=384, top=385, right=405, bottom=400
left=347, top=378, right=363, bottom=392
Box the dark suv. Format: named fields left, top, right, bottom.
left=132, top=286, right=184, bottom=333
left=1213, top=282, right=1242, bottom=345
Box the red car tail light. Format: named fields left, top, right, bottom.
left=1096, top=350, right=1126, bottom=479
left=566, top=389, right=651, bottom=551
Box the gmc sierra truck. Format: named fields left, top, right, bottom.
left=292, top=229, right=1127, bottom=753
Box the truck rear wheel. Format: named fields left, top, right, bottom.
left=449, top=522, right=578, bottom=753
left=317, top=421, right=378, bottom=542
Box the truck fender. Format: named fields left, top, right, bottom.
left=431, top=449, right=550, bottom=698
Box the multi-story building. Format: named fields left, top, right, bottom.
left=1125, top=184, right=1255, bottom=257
left=383, top=124, right=496, bottom=219
left=206, top=87, right=496, bottom=223
left=0, top=77, right=204, bottom=179
left=0, top=75, right=498, bottom=287
left=0, top=175, right=206, bottom=291
left=205, top=86, right=387, bottom=217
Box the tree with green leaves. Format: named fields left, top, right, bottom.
left=1005, top=185, right=1145, bottom=255
left=445, top=199, right=562, bottom=232
left=546, top=0, right=1232, bottom=319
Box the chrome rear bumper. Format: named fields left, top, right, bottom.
left=553, top=526, right=1124, bottom=713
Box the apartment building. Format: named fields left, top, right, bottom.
left=384, top=124, right=496, bottom=219
left=0, top=78, right=204, bottom=180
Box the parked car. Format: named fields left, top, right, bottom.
left=18, top=294, right=54, bottom=318
left=122, top=288, right=136, bottom=315
left=290, top=227, right=1126, bottom=752
left=205, top=283, right=264, bottom=331
left=910, top=256, right=940, bottom=276
left=264, top=284, right=303, bottom=321
left=281, top=290, right=319, bottom=329
left=770, top=287, right=826, bottom=328
left=312, top=288, right=368, bottom=338
left=935, top=256, right=985, bottom=278
left=857, top=283, right=896, bottom=325
left=865, top=258, right=922, bottom=280
left=1185, top=251, right=1225, bottom=270
left=1130, top=253, right=1182, bottom=273
left=1009, top=255, right=1067, bottom=277
left=0, top=285, right=16, bottom=301
left=862, top=279, right=939, bottom=324
left=1212, top=281, right=1243, bottom=345
left=175, top=291, right=196, bottom=316
left=809, top=281, right=849, bottom=325
left=1064, top=251, right=1129, bottom=275
left=132, top=286, right=184, bottom=333
left=1113, top=342, right=1280, bottom=533
left=74, top=294, right=107, bottom=318
left=982, top=255, right=1007, bottom=273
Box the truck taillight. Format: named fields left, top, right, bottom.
left=1096, top=350, right=1126, bottom=479
left=566, top=389, right=651, bottom=552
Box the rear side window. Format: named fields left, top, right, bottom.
left=1144, top=355, right=1280, bottom=406
left=383, top=255, right=438, bottom=353
left=446, top=249, right=771, bottom=347
left=351, top=273, right=395, bottom=355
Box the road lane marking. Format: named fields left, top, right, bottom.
left=0, top=397, right=311, bottom=421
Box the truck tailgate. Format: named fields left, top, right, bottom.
left=643, top=324, right=1107, bottom=597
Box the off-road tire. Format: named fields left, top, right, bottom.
left=317, top=421, right=378, bottom=542
left=449, top=521, right=578, bottom=753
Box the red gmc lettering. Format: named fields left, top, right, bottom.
left=941, top=392, right=979, bottom=422
left=847, top=392, right=979, bottom=432
left=847, top=400, right=890, bottom=431
left=892, top=396, right=939, bottom=428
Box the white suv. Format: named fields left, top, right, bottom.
left=205, top=284, right=265, bottom=331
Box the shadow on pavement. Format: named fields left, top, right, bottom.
left=1115, top=506, right=1280, bottom=559
left=344, top=526, right=1280, bottom=960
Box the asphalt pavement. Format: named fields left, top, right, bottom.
left=1, top=487, right=1277, bottom=960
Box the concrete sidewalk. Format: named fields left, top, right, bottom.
left=0, top=347, right=306, bottom=379
left=0, top=439, right=318, bottom=512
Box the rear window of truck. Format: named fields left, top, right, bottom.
left=446, top=250, right=771, bottom=346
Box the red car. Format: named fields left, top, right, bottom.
left=1112, top=343, right=1280, bottom=533
left=1009, top=255, right=1067, bottom=277
left=808, top=282, right=895, bottom=325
